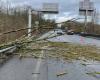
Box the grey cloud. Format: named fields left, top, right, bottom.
left=5, top=0, right=100, bottom=12
left=2, top=0, right=100, bottom=22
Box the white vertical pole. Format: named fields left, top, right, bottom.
left=28, top=8, right=32, bottom=37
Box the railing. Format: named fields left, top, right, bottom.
left=0, top=46, right=16, bottom=54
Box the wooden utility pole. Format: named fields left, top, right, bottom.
left=84, top=9, right=88, bottom=32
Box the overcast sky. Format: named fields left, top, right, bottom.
left=2, top=0, right=100, bottom=23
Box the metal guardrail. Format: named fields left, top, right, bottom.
left=0, top=46, right=16, bottom=54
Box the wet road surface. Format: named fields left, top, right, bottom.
left=0, top=57, right=47, bottom=80
left=38, top=30, right=100, bottom=47
left=48, top=34, right=100, bottom=47
left=0, top=57, right=100, bottom=80
left=0, top=31, right=100, bottom=80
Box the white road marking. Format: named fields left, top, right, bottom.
left=33, top=46, right=48, bottom=80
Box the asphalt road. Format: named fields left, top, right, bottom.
left=48, top=34, right=100, bottom=47
left=0, top=31, right=100, bottom=80
left=0, top=56, right=48, bottom=80
left=0, top=56, right=100, bottom=80
left=38, top=30, right=100, bottom=47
